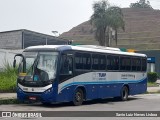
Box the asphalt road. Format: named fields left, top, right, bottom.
left=1, top=94, right=160, bottom=120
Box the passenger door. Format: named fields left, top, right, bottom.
left=58, top=54, right=74, bottom=101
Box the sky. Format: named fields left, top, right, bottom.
left=0, top=0, right=160, bottom=35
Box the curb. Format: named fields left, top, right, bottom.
left=0, top=93, right=16, bottom=100
left=147, top=87, right=160, bottom=93
left=0, top=98, right=20, bottom=104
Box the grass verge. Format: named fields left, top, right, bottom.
left=145, top=91, right=160, bottom=94
left=0, top=99, right=20, bottom=105
left=147, top=82, right=159, bottom=87
left=0, top=62, right=17, bottom=92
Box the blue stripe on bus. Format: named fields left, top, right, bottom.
left=60, top=78, right=147, bottom=91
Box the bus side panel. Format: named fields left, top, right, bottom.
left=97, top=84, right=116, bottom=98
left=41, top=85, right=58, bottom=103
left=85, top=84, right=99, bottom=100
left=56, top=83, right=123, bottom=102
left=56, top=76, right=147, bottom=103
left=57, top=85, right=79, bottom=102
left=128, top=78, right=147, bottom=95
left=111, top=84, right=123, bottom=97
left=57, top=84, right=99, bottom=102
left=57, top=83, right=113, bottom=102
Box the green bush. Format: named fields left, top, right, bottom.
left=147, top=72, right=158, bottom=83
left=0, top=62, right=18, bottom=92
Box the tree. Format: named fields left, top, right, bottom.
left=130, top=0, right=152, bottom=9
left=90, top=0, right=109, bottom=46
left=107, top=6, right=125, bottom=46
left=90, top=0, right=125, bottom=46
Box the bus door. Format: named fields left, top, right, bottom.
left=58, top=53, right=74, bottom=101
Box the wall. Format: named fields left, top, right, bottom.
left=23, top=30, right=68, bottom=48
left=0, top=31, right=22, bottom=49
left=0, top=49, right=23, bottom=71
left=138, top=50, right=160, bottom=75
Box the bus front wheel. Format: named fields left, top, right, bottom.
left=73, top=88, right=84, bottom=106
left=120, top=86, right=129, bottom=101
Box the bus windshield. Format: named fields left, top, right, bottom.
left=19, top=52, right=58, bottom=82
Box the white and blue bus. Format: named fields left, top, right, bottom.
left=14, top=45, right=147, bottom=105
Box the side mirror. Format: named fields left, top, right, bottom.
left=13, top=59, right=16, bottom=68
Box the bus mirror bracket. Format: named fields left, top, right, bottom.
left=13, top=54, right=26, bottom=71
left=13, top=59, right=16, bottom=68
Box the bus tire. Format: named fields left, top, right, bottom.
left=120, top=86, right=129, bottom=101
left=72, top=88, right=84, bottom=106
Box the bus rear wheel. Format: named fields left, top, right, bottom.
left=73, top=88, right=84, bottom=106
left=120, top=86, right=129, bottom=101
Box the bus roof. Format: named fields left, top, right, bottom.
left=24, top=45, right=146, bottom=57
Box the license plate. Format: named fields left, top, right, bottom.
left=29, top=96, right=37, bottom=100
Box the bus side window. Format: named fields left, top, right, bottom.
left=132, top=58, right=141, bottom=71
left=99, top=55, right=106, bottom=70
left=107, top=55, right=119, bottom=70
left=107, top=55, right=112, bottom=70
left=75, top=52, right=83, bottom=69
left=132, top=58, right=137, bottom=71
left=120, top=57, right=131, bottom=71
left=137, top=58, right=141, bottom=71
left=92, top=54, right=99, bottom=70
left=113, top=56, right=119, bottom=70
left=60, top=55, right=73, bottom=75
left=83, top=53, right=91, bottom=70
left=142, top=58, right=147, bottom=71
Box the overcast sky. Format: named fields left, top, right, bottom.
left=0, top=0, right=160, bottom=35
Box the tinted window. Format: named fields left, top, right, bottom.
left=132, top=58, right=141, bottom=71
left=75, top=52, right=91, bottom=70
left=107, top=55, right=119, bottom=70
left=92, top=54, right=106, bottom=70
left=92, top=54, right=99, bottom=70
left=142, top=58, right=147, bottom=71
left=75, top=53, right=83, bottom=69
left=83, top=53, right=91, bottom=70
left=120, top=57, right=131, bottom=70
left=61, top=55, right=73, bottom=75
left=99, top=55, right=106, bottom=70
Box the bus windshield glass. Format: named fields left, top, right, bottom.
left=19, top=52, right=38, bottom=76
left=19, top=52, right=58, bottom=82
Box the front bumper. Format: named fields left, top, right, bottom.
left=17, top=87, right=57, bottom=103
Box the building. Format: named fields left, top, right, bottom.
left=0, top=29, right=69, bottom=70
left=0, top=29, right=68, bottom=49
left=138, top=50, right=160, bottom=75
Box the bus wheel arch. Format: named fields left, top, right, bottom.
left=72, top=86, right=86, bottom=106
left=123, top=84, right=130, bottom=95
left=120, top=85, right=129, bottom=101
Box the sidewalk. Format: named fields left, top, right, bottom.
left=147, top=79, right=160, bottom=93
left=0, top=93, right=16, bottom=100
left=147, top=87, right=160, bottom=93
